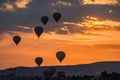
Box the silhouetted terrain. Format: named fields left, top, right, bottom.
left=0, top=61, right=120, bottom=77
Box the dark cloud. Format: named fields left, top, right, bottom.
left=65, top=25, right=85, bottom=34
left=55, top=29, right=69, bottom=34
left=115, top=26, right=120, bottom=30
left=95, top=44, right=120, bottom=49
left=0, top=0, right=7, bottom=4
left=0, top=0, right=120, bottom=35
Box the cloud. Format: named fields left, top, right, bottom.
left=0, top=0, right=120, bottom=36
left=54, top=26, right=70, bottom=34
left=1, top=29, right=120, bottom=49
left=0, top=0, right=7, bottom=4
left=17, top=25, right=32, bottom=30
left=82, top=0, right=120, bottom=5
left=0, top=0, right=32, bottom=12
left=95, top=44, right=120, bottom=50
left=63, top=16, right=120, bottom=32
left=51, top=0, right=72, bottom=6
left=108, top=9, right=113, bottom=13
left=0, top=3, right=14, bottom=11
left=14, top=0, right=32, bottom=8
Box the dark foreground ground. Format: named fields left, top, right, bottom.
left=0, top=71, right=120, bottom=80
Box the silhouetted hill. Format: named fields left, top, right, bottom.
left=0, top=61, right=120, bottom=76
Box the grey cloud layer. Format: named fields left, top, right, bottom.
left=0, top=0, right=120, bottom=34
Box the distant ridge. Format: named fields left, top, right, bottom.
left=0, top=61, right=120, bottom=76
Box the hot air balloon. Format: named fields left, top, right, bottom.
left=43, top=67, right=56, bottom=79
left=53, top=12, right=61, bottom=22
left=56, top=51, right=65, bottom=63
left=34, top=26, right=43, bottom=38
left=13, top=36, right=21, bottom=45
left=35, top=57, right=43, bottom=67
left=41, top=16, right=49, bottom=25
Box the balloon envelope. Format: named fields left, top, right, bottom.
left=56, top=51, right=65, bottom=63
left=13, top=36, right=21, bottom=45
left=53, top=12, right=61, bottom=22
left=35, top=57, right=43, bottom=67
left=34, top=26, right=43, bottom=38
left=41, top=16, right=49, bottom=25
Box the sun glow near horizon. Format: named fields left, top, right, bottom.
left=0, top=16, right=120, bottom=69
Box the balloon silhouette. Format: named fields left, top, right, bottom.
left=13, top=36, right=21, bottom=45
left=53, top=12, right=61, bottom=22
left=41, top=16, right=49, bottom=25
left=34, top=26, right=43, bottom=38
left=43, top=67, right=56, bottom=79
left=56, top=51, right=65, bottom=63
left=35, top=57, right=43, bottom=67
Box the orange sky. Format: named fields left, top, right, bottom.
left=0, top=0, right=120, bottom=70
left=0, top=16, right=120, bottom=70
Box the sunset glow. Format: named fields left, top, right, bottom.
left=82, top=0, right=119, bottom=5
left=0, top=0, right=120, bottom=70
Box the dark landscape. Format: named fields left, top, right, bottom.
left=0, top=61, right=120, bottom=80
